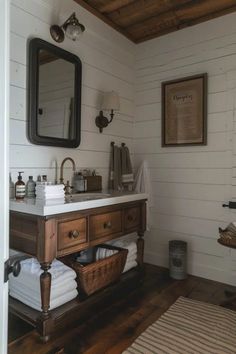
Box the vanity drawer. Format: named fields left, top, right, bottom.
left=57, top=217, right=87, bottom=251
left=90, top=211, right=122, bottom=239
left=124, top=206, right=141, bottom=232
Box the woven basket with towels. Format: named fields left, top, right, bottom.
left=61, top=244, right=128, bottom=298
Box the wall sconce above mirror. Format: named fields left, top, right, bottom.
left=28, top=38, right=82, bottom=148
left=50, top=12, right=85, bottom=43
left=95, top=91, right=120, bottom=133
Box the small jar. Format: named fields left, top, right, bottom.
left=74, top=173, right=85, bottom=193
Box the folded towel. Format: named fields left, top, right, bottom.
left=35, top=184, right=64, bottom=192
left=10, top=258, right=76, bottom=292
left=121, top=145, right=134, bottom=188
left=36, top=193, right=65, bottom=200
left=123, top=260, right=137, bottom=273
left=35, top=184, right=65, bottom=200
left=109, top=144, right=122, bottom=191
left=134, top=160, right=151, bottom=231
left=126, top=254, right=137, bottom=263
left=10, top=287, right=78, bottom=311
left=36, top=190, right=65, bottom=195
left=10, top=278, right=77, bottom=300
left=111, top=240, right=137, bottom=256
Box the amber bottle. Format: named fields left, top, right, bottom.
left=15, top=172, right=25, bottom=200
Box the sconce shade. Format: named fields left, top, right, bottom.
left=63, top=13, right=85, bottom=41
left=65, top=23, right=84, bottom=41
left=101, top=91, right=120, bottom=111
left=95, top=91, right=120, bottom=133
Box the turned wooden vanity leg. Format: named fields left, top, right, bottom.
left=137, top=232, right=144, bottom=268
left=38, top=262, right=52, bottom=342
left=137, top=200, right=146, bottom=272
left=40, top=262, right=51, bottom=317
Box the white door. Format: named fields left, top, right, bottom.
left=0, top=1, right=10, bottom=353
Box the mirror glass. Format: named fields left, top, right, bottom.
left=38, top=50, right=76, bottom=140
left=28, top=38, right=82, bottom=148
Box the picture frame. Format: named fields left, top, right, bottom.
left=162, top=73, right=207, bottom=146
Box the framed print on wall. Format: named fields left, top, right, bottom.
left=162, top=73, right=207, bottom=146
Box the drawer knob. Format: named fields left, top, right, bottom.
left=104, top=221, right=112, bottom=229
left=69, top=230, right=80, bottom=239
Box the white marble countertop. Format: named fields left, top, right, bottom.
left=10, top=191, right=148, bottom=216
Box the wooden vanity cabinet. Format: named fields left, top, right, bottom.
left=9, top=199, right=146, bottom=342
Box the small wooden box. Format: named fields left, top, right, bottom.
left=85, top=176, right=102, bottom=192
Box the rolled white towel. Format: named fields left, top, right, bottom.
left=9, top=258, right=76, bottom=292
left=10, top=287, right=78, bottom=311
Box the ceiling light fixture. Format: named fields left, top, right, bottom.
left=50, top=12, right=85, bottom=43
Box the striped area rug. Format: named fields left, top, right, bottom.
left=123, top=296, right=236, bottom=354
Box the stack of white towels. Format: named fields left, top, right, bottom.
left=9, top=258, right=78, bottom=311
left=96, top=240, right=137, bottom=273
left=35, top=184, right=65, bottom=202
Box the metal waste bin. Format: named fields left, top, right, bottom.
left=169, top=240, right=187, bottom=280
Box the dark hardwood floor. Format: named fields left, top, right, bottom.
left=8, top=264, right=236, bottom=354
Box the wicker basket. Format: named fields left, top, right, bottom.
left=60, top=244, right=128, bottom=297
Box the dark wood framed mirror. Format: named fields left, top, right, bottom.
left=28, top=38, right=82, bottom=148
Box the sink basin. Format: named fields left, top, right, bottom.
left=66, top=192, right=112, bottom=202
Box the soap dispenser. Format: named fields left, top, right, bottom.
left=15, top=172, right=25, bottom=200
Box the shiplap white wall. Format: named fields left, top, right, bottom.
left=9, top=0, right=135, bottom=187
left=134, top=12, right=236, bottom=285
left=10, top=0, right=236, bottom=285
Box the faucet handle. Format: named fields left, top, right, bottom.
left=64, top=181, right=74, bottom=195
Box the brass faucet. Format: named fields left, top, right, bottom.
left=60, top=157, right=76, bottom=185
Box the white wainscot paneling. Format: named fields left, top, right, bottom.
left=150, top=168, right=231, bottom=185
left=135, top=13, right=236, bottom=285
left=134, top=151, right=231, bottom=169
left=151, top=182, right=226, bottom=202
left=152, top=197, right=227, bottom=221
left=145, top=229, right=229, bottom=257
left=134, top=132, right=228, bottom=154
left=10, top=86, right=26, bottom=120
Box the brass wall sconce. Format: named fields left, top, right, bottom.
left=50, top=12, right=85, bottom=43
left=95, top=91, right=120, bottom=133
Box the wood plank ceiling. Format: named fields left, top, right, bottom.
left=74, top=0, right=236, bottom=43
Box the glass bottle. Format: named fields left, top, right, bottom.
left=26, top=176, right=36, bottom=198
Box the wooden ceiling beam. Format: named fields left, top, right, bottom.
left=175, top=0, right=236, bottom=21
left=73, top=0, right=236, bottom=43
left=134, top=4, right=236, bottom=43
left=73, top=0, right=134, bottom=41
left=99, top=0, right=137, bottom=14
left=126, top=10, right=180, bottom=41
left=108, top=0, right=192, bottom=27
